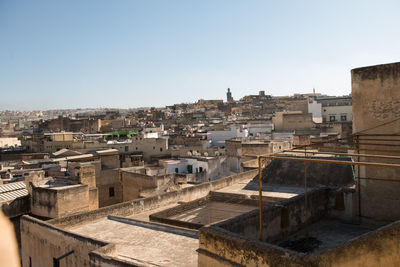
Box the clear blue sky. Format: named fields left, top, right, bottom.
left=1, top=0, right=399, bottom=110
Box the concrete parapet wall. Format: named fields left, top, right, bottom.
left=49, top=169, right=258, bottom=229
left=311, top=220, right=400, bottom=267
left=31, top=184, right=90, bottom=219
left=218, top=187, right=333, bottom=242
left=197, top=187, right=391, bottom=267
left=352, top=62, right=400, bottom=222
left=21, top=215, right=108, bottom=267
left=1, top=196, right=29, bottom=218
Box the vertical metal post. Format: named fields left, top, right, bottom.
left=356, top=135, right=361, bottom=218
left=258, top=156, right=263, bottom=241
left=304, top=148, right=308, bottom=245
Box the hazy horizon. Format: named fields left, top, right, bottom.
left=1, top=0, right=399, bottom=110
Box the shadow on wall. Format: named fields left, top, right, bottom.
left=245, top=156, right=355, bottom=188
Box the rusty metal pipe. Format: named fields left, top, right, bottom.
left=258, top=156, right=263, bottom=241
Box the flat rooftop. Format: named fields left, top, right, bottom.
left=68, top=216, right=198, bottom=267
left=275, top=219, right=382, bottom=254
left=168, top=201, right=256, bottom=225
left=149, top=193, right=262, bottom=229
left=216, top=179, right=304, bottom=199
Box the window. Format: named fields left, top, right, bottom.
left=125, top=146, right=128, bottom=152
left=160, top=147, right=163, bottom=152
left=109, top=187, right=115, bottom=197
left=341, top=115, right=347, bottom=121
left=175, top=168, right=179, bottom=173
left=187, top=165, right=193, bottom=174
left=199, top=167, right=203, bottom=172
left=153, top=146, right=155, bottom=150
left=329, top=116, right=336, bottom=122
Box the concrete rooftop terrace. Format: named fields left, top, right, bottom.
left=26, top=169, right=316, bottom=266
left=68, top=216, right=199, bottom=267
left=275, top=218, right=382, bottom=254
left=216, top=179, right=304, bottom=199
left=61, top=174, right=303, bottom=266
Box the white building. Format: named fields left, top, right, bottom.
left=308, top=96, right=352, bottom=123
left=0, top=137, right=21, bottom=148
left=318, top=96, right=352, bottom=123
left=308, top=97, right=323, bottom=123
left=207, top=125, right=248, bottom=148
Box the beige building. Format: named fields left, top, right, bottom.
left=0, top=137, right=21, bottom=148
left=352, top=62, right=400, bottom=222
left=26, top=167, right=98, bottom=219
left=226, top=138, right=292, bottom=172
left=272, top=111, right=314, bottom=131
left=22, top=132, right=74, bottom=153
left=322, top=102, right=352, bottom=122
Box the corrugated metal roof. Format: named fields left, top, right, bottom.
left=0, top=181, right=26, bottom=193
left=0, top=189, right=28, bottom=202
left=0, top=182, right=28, bottom=202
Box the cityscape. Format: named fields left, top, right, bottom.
left=1, top=1, right=399, bottom=267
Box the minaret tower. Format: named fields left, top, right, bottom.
left=226, top=88, right=233, bottom=103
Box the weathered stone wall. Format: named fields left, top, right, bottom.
left=79, top=164, right=96, bottom=188
left=1, top=196, right=29, bottom=218
left=100, top=154, right=120, bottom=169
left=31, top=185, right=90, bottom=219
left=30, top=186, right=58, bottom=218
left=352, top=63, right=400, bottom=134
left=206, top=156, right=230, bottom=181
left=273, top=112, right=313, bottom=131
left=311, top=220, right=400, bottom=267
left=282, top=113, right=313, bottom=131
left=21, top=216, right=108, bottom=267
left=98, top=169, right=122, bottom=207
left=242, top=143, right=270, bottom=156
left=259, top=156, right=355, bottom=187
left=89, top=188, right=99, bottom=211
left=57, top=185, right=90, bottom=217
left=48, top=169, right=258, bottom=229
left=121, top=171, right=157, bottom=201
left=198, top=188, right=359, bottom=267
left=352, top=62, right=400, bottom=222
left=218, top=188, right=334, bottom=242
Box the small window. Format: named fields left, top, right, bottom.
left=340, top=115, right=347, bottom=121
left=329, top=116, right=336, bottom=122
left=125, top=146, right=128, bottom=152
left=109, top=187, right=115, bottom=197
left=136, top=147, right=138, bottom=150
left=160, top=147, right=163, bottom=152
left=175, top=168, right=179, bottom=173
left=153, top=146, right=155, bottom=150
left=199, top=167, right=203, bottom=172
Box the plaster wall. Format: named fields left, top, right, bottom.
left=21, top=216, right=107, bottom=267
left=322, top=105, right=352, bottom=122
left=98, top=169, right=122, bottom=207
left=0, top=137, right=21, bottom=148
left=352, top=62, right=400, bottom=221
left=31, top=185, right=90, bottom=219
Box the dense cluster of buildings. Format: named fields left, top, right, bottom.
left=1, top=62, right=399, bottom=266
